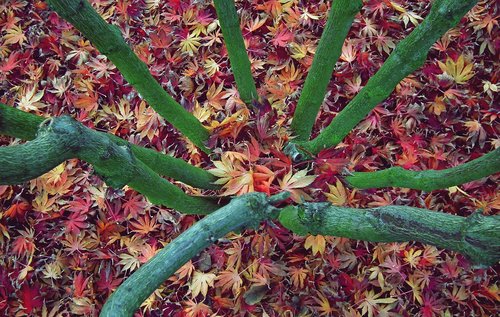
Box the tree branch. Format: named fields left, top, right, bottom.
left=213, top=0, right=258, bottom=105
left=0, top=103, right=44, bottom=140
left=100, top=192, right=287, bottom=317
left=110, top=134, right=220, bottom=190
left=0, top=103, right=219, bottom=190
left=279, top=203, right=500, bottom=267
left=346, top=148, right=500, bottom=191
left=45, top=0, right=211, bottom=152
left=0, top=116, right=219, bottom=214
left=102, top=190, right=498, bottom=316
left=295, top=0, right=478, bottom=155
left=290, top=0, right=362, bottom=141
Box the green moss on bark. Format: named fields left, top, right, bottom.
left=0, top=116, right=219, bottom=214
left=346, top=148, right=500, bottom=191
left=0, top=103, right=219, bottom=190
left=100, top=192, right=282, bottom=317
left=279, top=203, right=500, bottom=267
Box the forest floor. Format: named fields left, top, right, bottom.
left=0, top=0, right=498, bottom=316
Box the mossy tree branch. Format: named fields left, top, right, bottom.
left=0, top=116, right=219, bottom=214
left=0, top=103, right=44, bottom=140
left=290, top=0, right=362, bottom=141
left=346, top=148, right=500, bottom=191
left=100, top=192, right=289, bottom=317
left=102, top=193, right=499, bottom=316
left=45, top=0, right=211, bottom=152
left=279, top=203, right=500, bottom=267
left=0, top=103, right=219, bottom=190
left=294, top=0, right=478, bottom=155
left=213, top=0, right=258, bottom=105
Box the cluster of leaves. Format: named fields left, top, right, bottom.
left=0, top=0, right=498, bottom=316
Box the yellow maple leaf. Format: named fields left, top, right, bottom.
left=341, top=41, right=357, bottom=63
left=18, top=86, right=46, bottom=112
left=447, top=186, right=471, bottom=197
left=464, top=120, right=482, bottom=132
left=189, top=271, right=216, bottom=298
left=215, top=269, right=243, bottom=296
left=390, top=2, right=406, bottom=13
left=246, top=15, right=268, bottom=32
left=401, top=11, right=423, bottom=27
left=438, top=55, right=474, bottom=84
left=206, top=108, right=250, bottom=139
left=406, top=274, right=423, bottom=305
left=205, top=82, right=226, bottom=110
left=31, top=190, right=57, bottom=214
left=144, top=0, right=161, bottom=12
left=180, top=32, right=201, bottom=56
left=304, top=234, right=326, bottom=255
left=118, top=252, right=141, bottom=272
left=404, top=248, right=422, bottom=269
left=359, top=289, right=398, bottom=317
left=278, top=169, right=316, bottom=203
left=324, top=179, right=347, bottom=206
left=225, top=171, right=254, bottom=196
left=192, top=101, right=211, bottom=123
left=3, top=25, right=26, bottom=45
left=288, top=42, right=307, bottom=60
left=135, top=100, right=163, bottom=141
left=204, top=58, right=220, bottom=77
left=312, top=291, right=337, bottom=316
left=208, top=152, right=256, bottom=196
left=289, top=266, right=308, bottom=289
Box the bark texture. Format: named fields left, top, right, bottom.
left=100, top=192, right=288, bottom=317
left=346, top=148, right=500, bottom=191
left=279, top=203, right=500, bottom=267
left=0, top=103, right=44, bottom=140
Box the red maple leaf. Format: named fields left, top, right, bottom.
left=0, top=52, right=21, bottom=73
left=4, top=201, right=30, bottom=219
left=72, top=272, right=91, bottom=298
left=19, top=284, right=43, bottom=314
left=122, top=192, right=148, bottom=219
left=270, top=27, right=294, bottom=47
left=96, top=267, right=123, bottom=295
left=64, top=210, right=88, bottom=234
